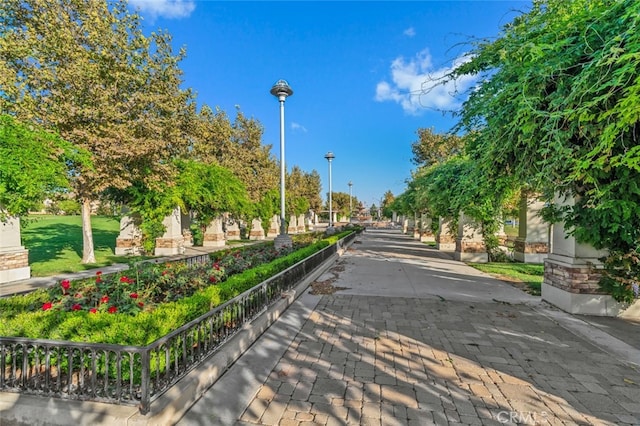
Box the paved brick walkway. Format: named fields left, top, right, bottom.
left=237, top=295, right=640, bottom=425
left=179, top=229, right=640, bottom=426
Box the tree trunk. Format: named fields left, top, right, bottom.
left=81, top=198, right=96, bottom=264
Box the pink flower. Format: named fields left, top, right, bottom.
left=100, top=295, right=109, bottom=304
left=42, top=302, right=53, bottom=311
left=108, top=306, right=117, bottom=314
left=129, top=293, right=138, bottom=299
left=72, top=304, right=82, bottom=311
left=89, top=308, right=97, bottom=314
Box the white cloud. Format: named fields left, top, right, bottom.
left=403, top=27, right=416, bottom=37
left=374, top=49, right=477, bottom=115
left=128, top=0, right=196, bottom=19
left=291, top=122, right=307, bottom=133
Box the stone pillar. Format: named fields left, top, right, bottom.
left=454, top=212, right=488, bottom=262
left=419, top=214, right=435, bottom=243
left=514, top=195, right=549, bottom=263
left=0, top=216, right=30, bottom=284
left=297, top=214, right=305, bottom=233
left=413, top=213, right=421, bottom=240
left=407, top=217, right=415, bottom=236
left=436, top=217, right=456, bottom=251
left=155, top=207, right=185, bottom=256
left=267, top=215, right=279, bottom=238
left=203, top=217, right=226, bottom=247
left=287, top=215, right=297, bottom=234
left=225, top=221, right=241, bottom=240
left=181, top=210, right=193, bottom=247
left=115, top=214, right=143, bottom=255
left=249, top=218, right=265, bottom=241
left=402, top=218, right=409, bottom=234
left=542, top=194, right=623, bottom=315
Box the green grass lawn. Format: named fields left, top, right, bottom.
left=22, top=215, right=134, bottom=277
left=468, top=262, right=544, bottom=295
left=503, top=223, right=518, bottom=237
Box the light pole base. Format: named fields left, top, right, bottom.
left=274, top=234, right=293, bottom=250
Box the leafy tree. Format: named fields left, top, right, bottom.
left=0, top=0, right=194, bottom=262
left=380, top=190, right=395, bottom=219
left=443, top=0, right=640, bottom=300
left=411, top=127, right=464, bottom=168
left=287, top=166, right=323, bottom=217
left=57, top=199, right=82, bottom=215
left=193, top=106, right=279, bottom=205
left=110, top=159, right=252, bottom=252
left=176, top=160, right=251, bottom=226
left=0, top=115, right=91, bottom=218
left=388, top=191, right=415, bottom=218
left=327, top=192, right=352, bottom=219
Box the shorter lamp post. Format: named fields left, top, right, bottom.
left=348, top=181, right=353, bottom=221
left=324, top=151, right=335, bottom=227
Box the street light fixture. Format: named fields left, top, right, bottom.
left=270, top=79, right=294, bottom=249
left=348, top=181, right=353, bottom=221
left=324, top=151, right=335, bottom=228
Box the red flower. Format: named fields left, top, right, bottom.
left=72, top=304, right=82, bottom=311
left=100, top=295, right=109, bottom=304
left=89, top=308, right=97, bottom=314
left=209, top=276, right=217, bottom=283
left=130, top=293, right=138, bottom=299
left=119, top=276, right=129, bottom=283
left=138, top=302, right=144, bottom=308
left=96, top=276, right=102, bottom=283
left=96, top=271, right=102, bottom=276
left=108, top=306, right=117, bottom=313
left=42, top=302, right=53, bottom=311
left=61, top=280, right=70, bottom=291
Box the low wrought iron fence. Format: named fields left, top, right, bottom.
left=0, top=232, right=354, bottom=413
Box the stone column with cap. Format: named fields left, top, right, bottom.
left=154, top=207, right=185, bottom=256
left=542, top=194, right=624, bottom=315
left=454, top=212, right=488, bottom=262
left=0, top=215, right=30, bottom=284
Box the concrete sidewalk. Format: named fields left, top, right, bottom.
left=178, top=229, right=640, bottom=426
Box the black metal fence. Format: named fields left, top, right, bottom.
left=0, top=233, right=355, bottom=413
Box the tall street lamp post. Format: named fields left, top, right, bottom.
left=270, top=79, right=293, bottom=249
left=348, top=181, right=353, bottom=221
left=324, top=151, right=335, bottom=228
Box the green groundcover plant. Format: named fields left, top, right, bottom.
left=0, top=230, right=353, bottom=346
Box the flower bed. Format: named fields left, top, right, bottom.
left=0, top=232, right=336, bottom=346
left=0, top=229, right=358, bottom=416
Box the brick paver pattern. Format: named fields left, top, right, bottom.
left=239, top=295, right=640, bottom=425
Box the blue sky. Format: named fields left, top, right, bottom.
left=127, top=0, right=531, bottom=209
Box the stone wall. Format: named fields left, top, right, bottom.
left=0, top=250, right=28, bottom=271
left=543, top=261, right=602, bottom=294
